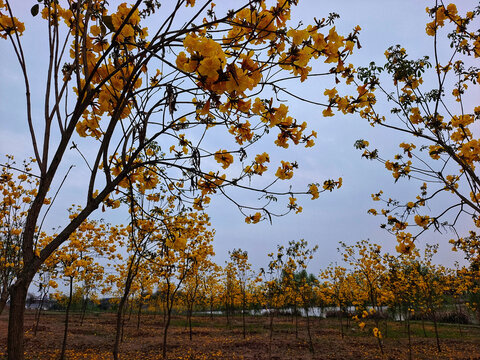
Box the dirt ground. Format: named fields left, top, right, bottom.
left=1, top=310, right=480, bottom=359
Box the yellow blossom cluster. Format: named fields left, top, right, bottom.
left=395, top=232, right=415, bottom=255
left=214, top=150, right=234, bottom=169
left=0, top=2, right=24, bottom=38
left=245, top=153, right=270, bottom=176
left=197, top=172, right=225, bottom=196
left=275, top=161, right=294, bottom=180
left=245, top=212, right=261, bottom=224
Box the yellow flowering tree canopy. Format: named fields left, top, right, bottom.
left=0, top=1, right=357, bottom=357
left=0, top=157, right=40, bottom=315
left=338, top=3, right=480, bottom=255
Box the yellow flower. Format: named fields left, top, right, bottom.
left=337, top=177, right=343, bottom=188
left=275, top=161, right=294, bottom=180
left=324, top=88, right=338, bottom=100
left=198, top=57, right=221, bottom=81
left=287, top=28, right=309, bottom=46
left=309, top=184, right=319, bottom=200
left=322, top=107, right=334, bottom=117
left=414, top=214, right=430, bottom=228
left=245, top=212, right=261, bottom=224
left=214, top=150, right=234, bottom=169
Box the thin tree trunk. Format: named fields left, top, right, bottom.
left=188, top=307, right=193, bottom=340
left=162, top=298, right=167, bottom=326
left=162, top=306, right=173, bottom=359
left=376, top=333, right=384, bottom=355
left=137, top=298, right=143, bottom=330
left=59, top=276, right=74, bottom=360
left=121, top=310, right=127, bottom=343
left=305, top=307, right=314, bottom=354
left=113, top=258, right=138, bottom=360
left=210, top=298, right=213, bottom=320
left=374, top=317, right=384, bottom=355
left=128, top=299, right=134, bottom=321
left=225, top=297, right=230, bottom=326
left=407, top=317, right=412, bottom=360
left=422, top=317, right=427, bottom=337
left=242, top=292, right=246, bottom=339
left=33, top=306, right=42, bottom=336
left=268, top=309, right=274, bottom=357
left=432, top=311, right=441, bottom=352
left=454, top=302, right=463, bottom=336
left=34, top=293, right=47, bottom=336
left=338, top=308, right=344, bottom=339
left=294, top=302, right=298, bottom=339
left=113, top=295, right=127, bottom=360
left=80, top=295, right=88, bottom=326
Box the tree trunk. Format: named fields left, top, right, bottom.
left=127, top=299, right=134, bottom=321
left=374, top=316, right=384, bottom=355
left=404, top=316, right=411, bottom=360
left=338, top=308, right=344, bottom=339
left=210, top=298, right=213, bottom=320
left=225, top=298, right=230, bottom=326
left=137, top=298, right=143, bottom=330
left=34, top=293, right=47, bottom=336
left=454, top=302, right=463, bottom=336
left=7, top=280, right=30, bottom=360
left=432, top=311, right=441, bottom=352
left=162, top=299, right=167, bottom=326
left=242, top=292, right=246, bottom=339
left=188, top=307, right=193, bottom=341
left=305, top=307, right=314, bottom=354
left=268, top=309, right=274, bottom=357
left=0, top=287, right=9, bottom=315
left=162, top=307, right=172, bottom=359
left=422, top=317, right=427, bottom=337
left=80, top=296, right=88, bottom=326
left=113, top=253, right=140, bottom=360
left=121, top=310, right=127, bottom=343
left=294, top=302, right=298, bottom=339
left=59, top=277, right=74, bottom=360
left=113, top=295, right=127, bottom=360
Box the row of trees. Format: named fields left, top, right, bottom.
left=19, top=233, right=480, bottom=359
left=0, top=0, right=478, bottom=359
left=0, top=0, right=351, bottom=357
left=0, top=0, right=356, bottom=360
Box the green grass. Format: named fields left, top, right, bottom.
left=345, top=319, right=480, bottom=340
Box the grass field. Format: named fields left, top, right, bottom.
left=1, top=310, right=480, bottom=359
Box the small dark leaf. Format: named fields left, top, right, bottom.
left=31, top=4, right=39, bottom=17
left=102, top=15, right=115, bottom=33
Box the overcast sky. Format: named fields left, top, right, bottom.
left=1, top=0, right=477, bottom=276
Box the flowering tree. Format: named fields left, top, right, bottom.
left=0, top=0, right=359, bottom=357
left=48, top=213, right=116, bottom=360
left=227, top=248, right=252, bottom=338
left=0, top=157, right=39, bottom=315
left=336, top=2, right=480, bottom=254
left=321, top=264, right=356, bottom=339
left=282, top=239, right=317, bottom=345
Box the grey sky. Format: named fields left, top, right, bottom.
left=0, top=0, right=477, bottom=278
